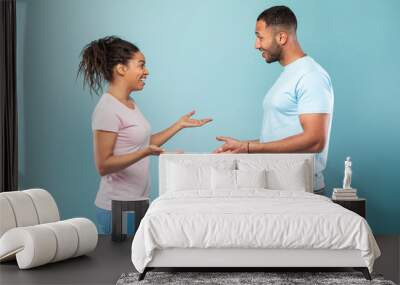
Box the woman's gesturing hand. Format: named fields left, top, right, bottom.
left=146, top=145, right=165, bottom=156
left=177, top=110, right=212, bottom=128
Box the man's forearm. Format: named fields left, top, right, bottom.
left=248, top=133, right=324, bottom=153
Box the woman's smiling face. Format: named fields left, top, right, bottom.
left=125, top=52, right=149, bottom=91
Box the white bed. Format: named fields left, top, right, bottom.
left=131, top=153, right=380, bottom=280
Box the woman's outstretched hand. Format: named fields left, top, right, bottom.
left=178, top=110, right=212, bottom=128
left=145, top=145, right=165, bottom=156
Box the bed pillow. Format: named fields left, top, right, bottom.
left=211, top=169, right=267, bottom=190
left=211, top=168, right=236, bottom=190
left=266, top=161, right=309, bottom=191
left=167, top=162, right=209, bottom=191
left=236, top=169, right=267, bottom=189
left=238, top=159, right=311, bottom=192
left=167, top=160, right=236, bottom=191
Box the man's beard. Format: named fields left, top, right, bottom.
left=264, top=42, right=282, bottom=63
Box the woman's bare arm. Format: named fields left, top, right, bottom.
left=94, top=130, right=163, bottom=176
left=150, top=110, right=212, bottom=146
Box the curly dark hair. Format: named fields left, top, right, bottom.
left=77, top=36, right=140, bottom=95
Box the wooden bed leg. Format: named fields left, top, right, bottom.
left=138, top=268, right=148, bottom=281
left=354, top=267, right=372, bottom=280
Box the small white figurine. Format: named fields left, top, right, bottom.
left=342, top=156, right=352, bottom=189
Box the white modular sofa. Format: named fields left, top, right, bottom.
left=0, top=188, right=98, bottom=269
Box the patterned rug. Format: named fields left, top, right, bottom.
left=116, top=271, right=396, bottom=285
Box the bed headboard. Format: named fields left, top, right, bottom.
left=159, top=153, right=315, bottom=195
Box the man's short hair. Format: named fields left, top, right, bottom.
left=257, top=6, right=297, bottom=32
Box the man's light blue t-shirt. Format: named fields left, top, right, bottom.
left=260, top=56, right=334, bottom=190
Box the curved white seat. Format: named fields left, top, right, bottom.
left=1, top=191, right=40, bottom=227
left=42, top=220, right=79, bottom=262
left=0, top=225, right=57, bottom=268
left=0, top=196, right=17, bottom=237
left=24, top=188, right=60, bottom=224
left=0, top=189, right=97, bottom=269
left=63, top=218, right=98, bottom=257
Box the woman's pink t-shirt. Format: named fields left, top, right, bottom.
left=92, top=94, right=151, bottom=210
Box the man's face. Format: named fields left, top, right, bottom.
left=255, top=20, right=282, bottom=63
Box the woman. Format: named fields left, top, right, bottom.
left=78, top=36, right=212, bottom=234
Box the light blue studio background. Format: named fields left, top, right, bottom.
left=16, top=0, right=400, bottom=234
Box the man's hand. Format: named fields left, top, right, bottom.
left=214, top=136, right=248, bottom=153
left=177, top=110, right=212, bottom=129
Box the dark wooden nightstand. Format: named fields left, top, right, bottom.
left=332, top=198, right=366, bottom=218
left=111, top=200, right=149, bottom=242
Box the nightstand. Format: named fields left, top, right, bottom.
left=332, top=198, right=366, bottom=218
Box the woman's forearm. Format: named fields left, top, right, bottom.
left=97, top=148, right=149, bottom=176
left=150, top=122, right=182, bottom=146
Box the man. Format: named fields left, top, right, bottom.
left=215, top=6, right=334, bottom=194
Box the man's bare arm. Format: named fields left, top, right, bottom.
left=249, top=114, right=330, bottom=153
left=215, top=114, right=329, bottom=153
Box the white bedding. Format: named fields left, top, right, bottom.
left=131, top=190, right=380, bottom=273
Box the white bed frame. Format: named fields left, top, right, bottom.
left=140, top=153, right=370, bottom=280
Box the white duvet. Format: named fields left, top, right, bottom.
left=131, top=190, right=380, bottom=273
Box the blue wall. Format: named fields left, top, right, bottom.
left=17, top=0, right=400, bottom=234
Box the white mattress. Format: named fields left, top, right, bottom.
left=131, top=190, right=380, bottom=273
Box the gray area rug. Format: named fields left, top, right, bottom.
left=116, top=271, right=396, bottom=285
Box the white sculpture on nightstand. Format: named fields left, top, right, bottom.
left=343, top=156, right=352, bottom=189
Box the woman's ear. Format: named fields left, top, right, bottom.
left=115, top=63, right=128, bottom=76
